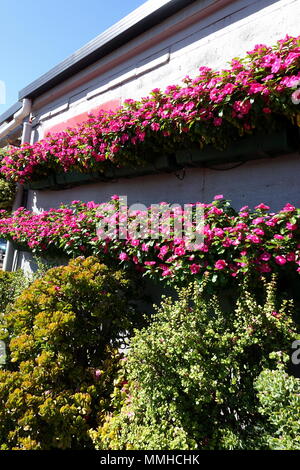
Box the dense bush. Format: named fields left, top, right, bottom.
left=90, top=277, right=300, bottom=450
left=0, top=178, right=15, bottom=211
left=0, top=258, right=62, bottom=317
left=0, top=256, right=142, bottom=449
left=255, top=362, right=300, bottom=450
left=0, top=270, right=29, bottom=315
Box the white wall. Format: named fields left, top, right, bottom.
left=27, top=152, right=300, bottom=213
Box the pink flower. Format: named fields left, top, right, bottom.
left=281, top=203, right=296, bottom=212
left=150, top=122, right=160, bottom=132
left=87, top=201, right=97, bottom=209
left=259, top=252, right=271, bottom=262
left=253, top=228, right=265, bottom=236
left=190, top=264, right=201, bottom=274
left=174, top=246, right=186, bottom=256
left=258, top=263, right=271, bottom=273
left=213, top=118, right=222, bottom=126
left=255, top=203, right=270, bottom=210
left=275, top=255, right=286, bottom=265
left=215, top=259, right=227, bottom=270
left=119, top=252, right=129, bottom=261
left=286, top=222, right=297, bottom=231
left=252, top=217, right=265, bottom=225
left=214, top=194, right=224, bottom=200
left=162, top=268, right=172, bottom=277
left=246, top=234, right=261, bottom=244
left=286, top=252, right=295, bottom=262
left=271, top=311, right=280, bottom=318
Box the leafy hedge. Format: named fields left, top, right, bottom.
left=0, top=257, right=142, bottom=449
left=1, top=35, right=299, bottom=183
left=90, top=277, right=300, bottom=450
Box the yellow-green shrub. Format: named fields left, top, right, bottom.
left=0, top=256, right=141, bottom=449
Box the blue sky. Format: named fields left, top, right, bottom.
left=0, top=0, right=146, bottom=116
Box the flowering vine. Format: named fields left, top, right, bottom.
left=0, top=196, right=299, bottom=285
left=1, top=35, right=300, bottom=184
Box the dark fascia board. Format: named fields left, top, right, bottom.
left=19, top=0, right=197, bottom=100
left=0, top=101, right=22, bottom=125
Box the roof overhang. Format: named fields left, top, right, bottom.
left=18, top=0, right=197, bottom=101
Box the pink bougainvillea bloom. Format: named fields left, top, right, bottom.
left=119, top=252, right=129, bottom=261
left=150, top=122, right=160, bottom=131
left=190, top=264, right=201, bottom=274
left=214, top=228, right=224, bottom=237
left=252, top=217, right=265, bottom=225
left=253, top=228, right=265, bottom=236
left=162, top=268, right=172, bottom=277
left=246, top=234, right=261, bottom=244
left=255, top=203, right=270, bottom=210
left=286, top=252, right=296, bottom=262
left=275, top=255, right=286, bottom=265
left=87, top=201, right=97, bottom=209
left=213, top=118, right=223, bottom=126
left=174, top=246, right=186, bottom=256
left=286, top=222, right=297, bottom=231
left=271, top=311, right=280, bottom=318
left=258, top=263, right=272, bottom=273
left=281, top=203, right=296, bottom=212
left=214, top=194, right=224, bottom=200
left=259, top=252, right=271, bottom=262
left=215, top=259, right=227, bottom=270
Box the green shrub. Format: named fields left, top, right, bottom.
left=0, top=178, right=15, bottom=211
left=255, top=361, right=300, bottom=450
left=91, top=277, right=299, bottom=450
left=0, top=257, right=60, bottom=318
left=0, top=270, right=30, bottom=315
left=0, top=256, right=141, bottom=449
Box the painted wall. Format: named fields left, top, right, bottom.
left=16, top=0, right=300, bottom=270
